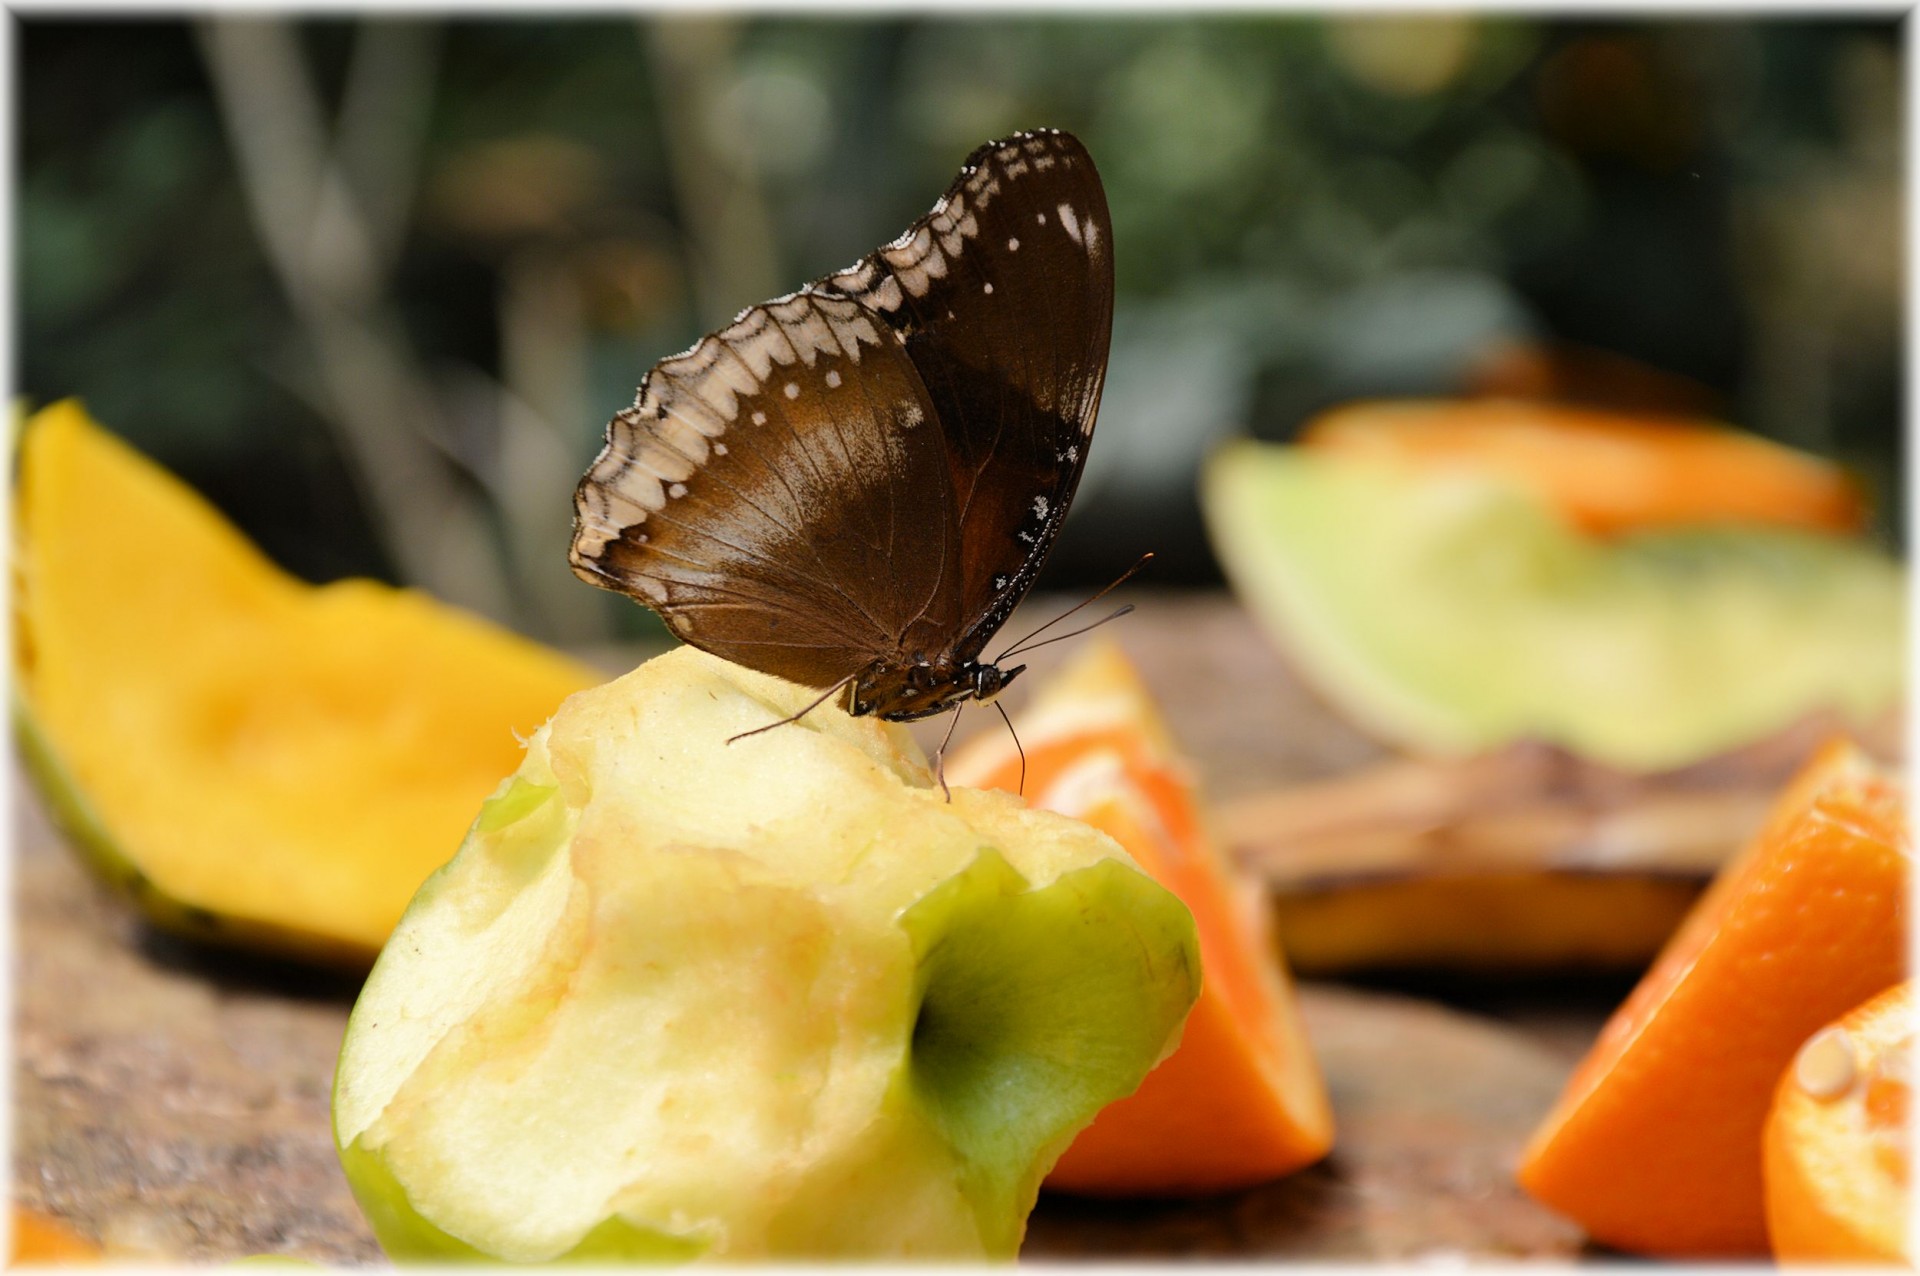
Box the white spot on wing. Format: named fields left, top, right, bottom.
left=709, top=352, right=760, bottom=405
left=983, top=282, right=994, bottom=295
left=1032, top=495, right=1049, bottom=519
left=734, top=331, right=777, bottom=379
left=769, top=296, right=846, bottom=367
left=836, top=259, right=877, bottom=292
left=1007, top=237, right=1020, bottom=252
left=825, top=369, right=841, bottom=388
left=964, top=171, right=1003, bottom=210
left=784, top=382, right=800, bottom=399
left=763, top=321, right=801, bottom=368
left=827, top=311, right=875, bottom=361
left=884, top=225, right=934, bottom=264
left=690, top=371, right=737, bottom=420
left=1057, top=202, right=1083, bottom=247
left=894, top=264, right=930, bottom=298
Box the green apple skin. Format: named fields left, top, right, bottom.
left=332, top=647, right=1199, bottom=1262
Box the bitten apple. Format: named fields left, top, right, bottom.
left=332, top=647, right=1200, bottom=1261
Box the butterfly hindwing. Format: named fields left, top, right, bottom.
left=571, top=291, right=964, bottom=689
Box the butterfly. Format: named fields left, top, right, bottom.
left=570, top=129, right=1116, bottom=742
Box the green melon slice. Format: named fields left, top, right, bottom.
left=1202, top=441, right=1904, bottom=772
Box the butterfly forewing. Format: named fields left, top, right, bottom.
left=572, top=129, right=1115, bottom=703
left=823, top=131, right=1115, bottom=654
left=571, top=291, right=964, bottom=689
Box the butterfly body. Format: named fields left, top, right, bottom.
left=848, top=655, right=1026, bottom=722
left=571, top=129, right=1113, bottom=724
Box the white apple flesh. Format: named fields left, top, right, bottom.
left=332, top=647, right=1200, bottom=1260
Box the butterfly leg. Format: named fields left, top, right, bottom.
left=991, top=698, right=1027, bottom=797
left=931, top=703, right=967, bottom=803
left=726, top=674, right=857, bottom=745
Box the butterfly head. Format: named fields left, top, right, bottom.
left=969, top=661, right=1025, bottom=704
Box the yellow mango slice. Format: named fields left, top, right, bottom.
left=14, top=402, right=600, bottom=965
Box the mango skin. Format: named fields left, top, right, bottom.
left=333, top=647, right=1200, bottom=1262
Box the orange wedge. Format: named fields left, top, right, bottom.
left=1516, top=739, right=1910, bottom=1256
left=10, top=1207, right=101, bottom=1264
left=1764, top=981, right=1913, bottom=1264
left=946, top=639, right=1333, bottom=1195
left=1301, top=398, right=1867, bottom=537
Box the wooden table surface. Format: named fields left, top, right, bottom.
left=12, top=591, right=1620, bottom=1262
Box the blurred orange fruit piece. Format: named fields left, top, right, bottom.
left=10, top=1207, right=100, bottom=1265
left=1516, top=739, right=1910, bottom=1256
left=946, top=639, right=1334, bottom=1195
left=1764, top=980, right=1913, bottom=1264
left=1301, top=398, right=1867, bottom=537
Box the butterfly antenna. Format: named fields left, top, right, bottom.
left=933, top=704, right=965, bottom=803
left=727, top=675, right=856, bottom=745
left=992, top=698, right=1027, bottom=797
left=994, top=551, right=1153, bottom=662
left=998, top=604, right=1135, bottom=661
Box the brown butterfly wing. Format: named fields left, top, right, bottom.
left=572, top=130, right=1115, bottom=691
left=821, top=130, right=1115, bottom=661
left=570, top=291, right=964, bottom=689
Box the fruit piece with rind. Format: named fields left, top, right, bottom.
left=1202, top=440, right=1903, bottom=771
left=1764, top=981, right=1914, bottom=1264
left=333, top=646, right=1199, bottom=1261
left=12, top=401, right=599, bottom=965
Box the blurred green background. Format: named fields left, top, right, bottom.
left=16, top=14, right=1902, bottom=643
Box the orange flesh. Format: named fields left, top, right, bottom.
left=1301, top=398, right=1867, bottom=537
left=952, top=644, right=1333, bottom=1196
left=1516, top=740, right=1909, bottom=1257
left=1765, top=984, right=1914, bottom=1264
left=1863, top=1065, right=1908, bottom=1187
